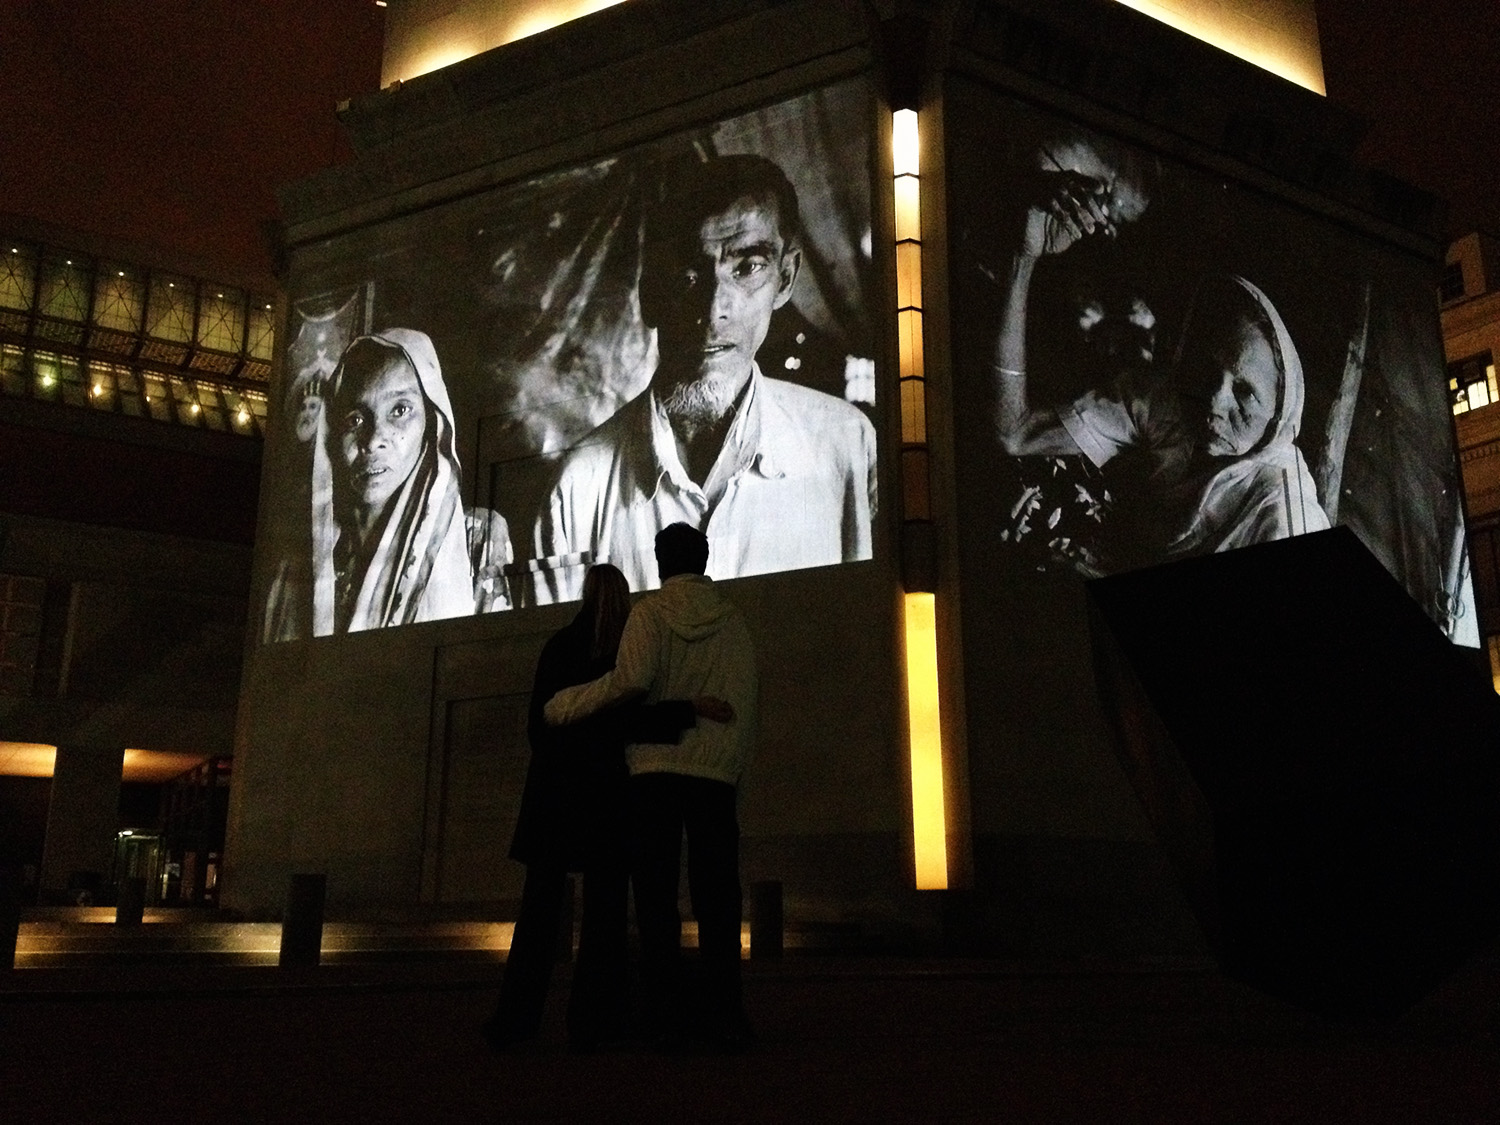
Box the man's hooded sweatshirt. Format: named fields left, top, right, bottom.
left=544, top=573, right=757, bottom=785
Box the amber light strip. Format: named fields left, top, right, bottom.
left=905, top=592, right=948, bottom=889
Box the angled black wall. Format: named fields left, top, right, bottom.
left=1089, top=528, right=1500, bottom=1016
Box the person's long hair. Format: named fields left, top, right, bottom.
left=581, top=563, right=631, bottom=664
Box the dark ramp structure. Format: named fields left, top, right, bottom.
left=1087, top=527, right=1500, bottom=1017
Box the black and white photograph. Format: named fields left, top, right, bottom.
left=947, top=80, right=1473, bottom=644
left=259, top=78, right=879, bottom=641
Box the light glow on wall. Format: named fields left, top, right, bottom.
left=0, top=741, right=57, bottom=778
left=904, top=593, right=948, bottom=890
left=383, top=0, right=633, bottom=86
left=1112, top=0, right=1325, bottom=93
left=0, top=743, right=209, bottom=782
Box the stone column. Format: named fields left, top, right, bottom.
left=39, top=744, right=124, bottom=901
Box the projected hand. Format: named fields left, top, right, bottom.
left=694, top=696, right=736, bottom=723
left=1021, top=172, right=1116, bottom=258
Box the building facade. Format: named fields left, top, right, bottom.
left=1444, top=232, right=1500, bottom=676
left=224, top=0, right=1468, bottom=962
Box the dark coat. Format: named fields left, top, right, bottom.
left=508, top=613, right=692, bottom=870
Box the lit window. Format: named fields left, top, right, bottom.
left=37, top=256, right=90, bottom=322
left=197, top=287, right=245, bottom=353
left=1451, top=352, right=1496, bottom=415
left=0, top=233, right=275, bottom=437
left=247, top=299, right=276, bottom=360
left=0, top=244, right=36, bottom=312
left=0, top=344, right=25, bottom=396
left=141, top=373, right=172, bottom=421
left=93, top=266, right=145, bottom=333
left=31, top=352, right=60, bottom=397
left=147, top=275, right=195, bottom=342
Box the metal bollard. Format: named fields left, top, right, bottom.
left=280, top=873, right=326, bottom=968
left=749, top=879, right=783, bottom=961
left=115, top=877, right=146, bottom=926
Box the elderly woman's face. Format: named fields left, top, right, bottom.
left=333, top=355, right=427, bottom=512
left=1181, top=317, right=1279, bottom=458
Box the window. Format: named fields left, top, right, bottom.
left=197, top=287, right=245, bottom=354
left=1440, top=260, right=1466, bottom=303
left=93, top=266, right=145, bottom=333
left=0, top=574, right=45, bottom=697
left=1450, top=352, right=1497, bottom=415
left=247, top=301, right=276, bottom=361
left=37, top=255, right=91, bottom=322
left=0, top=344, right=24, bottom=396
left=0, top=232, right=274, bottom=437
left=0, top=244, right=36, bottom=312
left=146, top=274, right=195, bottom=343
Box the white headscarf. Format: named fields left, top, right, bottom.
left=1169, top=276, right=1330, bottom=556
left=310, top=328, right=476, bottom=634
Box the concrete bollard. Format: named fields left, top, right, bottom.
left=280, top=873, right=326, bottom=968
left=1, top=866, right=20, bottom=971
left=556, top=875, right=576, bottom=964
left=749, top=879, right=783, bottom=961
left=115, top=876, right=146, bottom=926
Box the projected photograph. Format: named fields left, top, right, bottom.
left=259, top=80, right=878, bottom=641
left=946, top=82, right=1472, bottom=642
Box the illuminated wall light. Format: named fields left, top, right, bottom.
left=1110, top=0, right=1325, bottom=93
left=905, top=593, right=948, bottom=890
left=383, top=0, right=633, bottom=85
left=893, top=108, right=948, bottom=889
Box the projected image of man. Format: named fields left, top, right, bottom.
left=533, top=155, right=877, bottom=603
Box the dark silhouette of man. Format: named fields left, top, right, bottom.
left=545, top=522, right=757, bottom=1046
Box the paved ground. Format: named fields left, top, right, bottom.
left=3, top=957, right=1499, bottom=1124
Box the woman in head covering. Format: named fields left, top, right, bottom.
left=984, top=163, right=1328, bottom=569
left=262, top=328, right=511, bottom=639
left=1164, top=274, right=1330, bottom=556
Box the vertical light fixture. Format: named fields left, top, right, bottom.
left=893, top=109, right=927, bottom=522
left=894, top=108, right=947, bottom=890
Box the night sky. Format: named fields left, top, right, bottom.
left=0, top=0, right=1494, bottom=287
left=1317, top=0, right=1500, bottom=239
left=0, top=1, right=383, bottom=287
